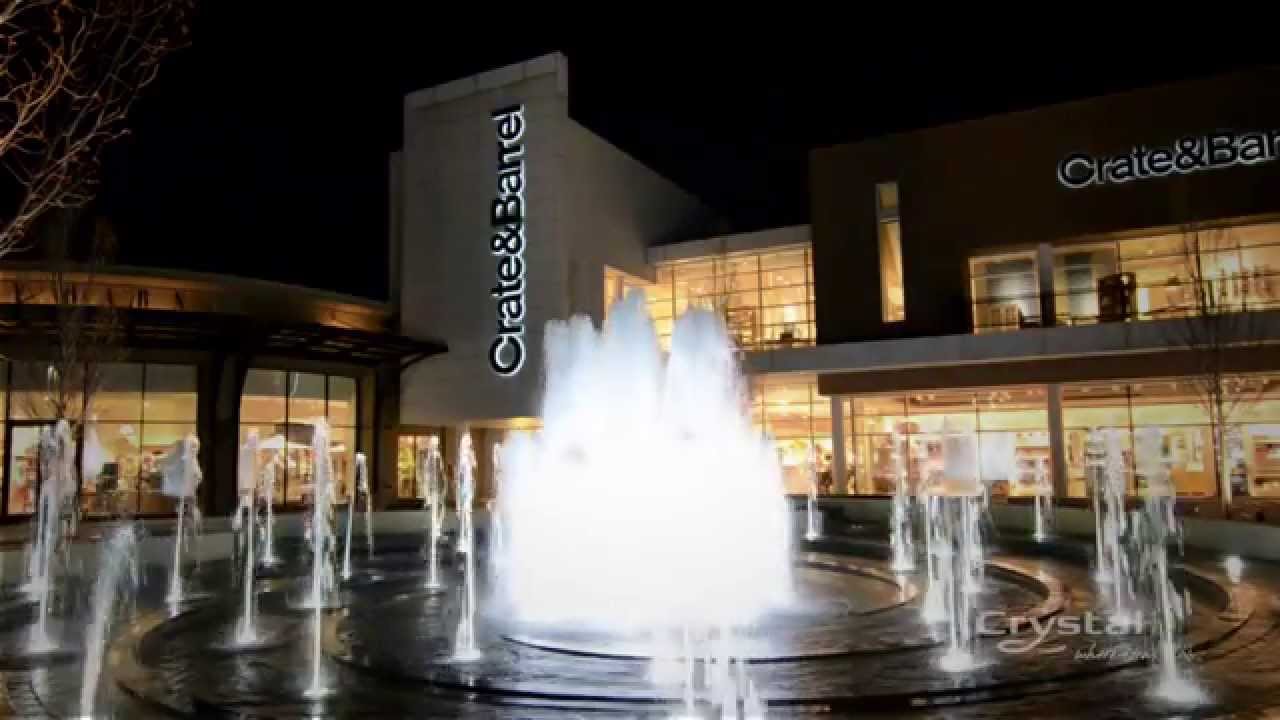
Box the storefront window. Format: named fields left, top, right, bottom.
left=397, top=432, right=443, bottom=501
left=79, top=363, right=198, bottom=516
left=1051, top=221, right=1280, bottom=325
left=240, top=368, right=362, bottom=507
left=607, top=245, right=816, bottom=352
left=751, top=375, right=832, bottom=495
left=970, top=251, right=1040, bottom=332
left=849, top=387, right=1052, bottom=497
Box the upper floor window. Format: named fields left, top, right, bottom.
left=970, top=251, right=1041, bottom=333
left=1053, top=221, right=1280, bottom=325
left=605, top=246, right=816, bottom=352
left=876, top=182, right=905, bottom=322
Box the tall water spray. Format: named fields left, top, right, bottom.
left=235, top=432, right=260, bottom=644
left=499, top=292, right=791, bottom=633
left=421, top=437, right=446, bottom=591
left=28, top=420, right=75, bottom=653
left=1132, top=427, right=1204, bottom=704
left=451, top=430, right=481, bottom=662
left=359, top=453, right=373, bottom=560
left=1031, top=462, right=1054, bottom=542
left=889, top=431, right=915, bottom=573
left=304, top=419, right=337, bottom=698
left=803, top=448, right=822, bottom=542
left=161, top=434, right=202, bottom=606
left=489, top=443, right=507, bottom=577
left=259, top=449, right=280, bottom=567
left=78, top=524, right=140, bottom=717
left=922, top=432, right=985, bottom=673
left=340, top=455, right=362, bottom=581
left=1088, top=428, right=1137, bottom=624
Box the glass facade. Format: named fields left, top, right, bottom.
left=970, top=250, right=1041, bottom=332
left=847, top=388, right=1050, bottom=497
left=1053, top=220, right=1280, bottom=325
left=240, top=369, right=361, bottom=507
left=750, top=375, right=832, bottom=495
left=609, top=245, right=816, bottom=352
left=397, top=431, right=443, bottom=501
left=2, top=361, right=198, bottom=517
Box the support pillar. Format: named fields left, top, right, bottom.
left=830, top=396, right=848, bottom=495
left=1037, top=242, right=1056, bottom=328
left=1047, top=383, right=1068, bottom=499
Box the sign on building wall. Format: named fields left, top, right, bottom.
left=489, top=104, right=527, bottom=376
left=1057, top=128, right=1280, bottom=189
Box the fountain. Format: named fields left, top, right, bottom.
left=1132, top=427, right=1205, bottom=705
left=803, top=448, right=821, bottom=542
left=923, top=432, right=984, bottom=673
left=235, top=432, right=260, bottom=645
left=27, top=420, right=75, bottom=654
left=1088, top=428, right=1137, bottom=625
left=489, top=442, right=507, bottom=577
left=160, top=434, right=202, bottom=607
left=359, top=453, right=373, bottom=560
left=78, top=523, right=139, bottom=718
left=889, top=431, right=914, bottom=573
left=1031, top=462, right=1054, bottom=542
left=500, top=292, right=790, bottom=634
left=450, top=430, right=482, bottom=662
left=337, top=453, right=368, bottom=576
left=303, top=418, right=337, bottom=698
left=421, top=436, right=446, bottom=591
left=259, top=448, right=281, bottom=568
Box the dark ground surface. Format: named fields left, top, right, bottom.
left=1, top=522, right=1279, bottom=718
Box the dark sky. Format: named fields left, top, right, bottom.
left=94, top=10, right=1266, bottom=300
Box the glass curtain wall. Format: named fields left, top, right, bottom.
left=750, top=376, right=831, bottom=495
left=1052, top=220, right=1280, bottom=326
left=6, top=361, right=197, bottom=517
left=609, top=245, right=816, bottom=352
left=848, top=388, right=1052, bottom=496
left=397, top=431, right=444, bottom=501
left=240, top=369, right=360, bottom=507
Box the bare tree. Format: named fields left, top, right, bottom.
left=1167, top=226, right=1271, bottom=514
left=1, top=0, right=193, bottom=255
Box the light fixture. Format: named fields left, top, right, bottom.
left=1223, top=555, right=1244, bottom=584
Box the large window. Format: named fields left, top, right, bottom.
left=6, top=362, right=198, bottom=517
left=1052, top=221, right=1280, bottom=326
left=240, top=369, right=360, bottom=506
left=397, top=431, right=443, bottom=501
left=751, top=376, right=832, bottom=495
left=610, top=245, right=816, bottom=352
left=970, top=251, right=1041, bottom=332
left=877, top=182, right=906, bottom=322
left=848, top=388, right=1051, bottom=497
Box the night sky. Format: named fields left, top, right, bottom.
left=93, top=11, right=1263, bottom=300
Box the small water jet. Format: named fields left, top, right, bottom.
left=1132, top=427, right=1205, bottom=705
left=803, top=448, right=822, bottom=542
left=27, top=420, right=75, bottom=655
left=923, top=432, right=984, bottom=673
left=360, top=453, right=374, bottom=561
left=235, top=432, right=260, bottom=645
left=160, top=434, right=203, bottom=607
left=888, top=431, right=914, bottom=573
left=489, top=442, right=507, bottom=578
left=341, top=454, right=369, bottom=581
left=451, top=430, right=482, bottom=662
left=259, top=448, right=281, bottom=568
left=303, top=419, right=337, bottom=698
left=1031, top=463, right=1054, bottom=542
left=421, top=437, right=446, bottom=591
left=78, top=523, right=140, bottom=718
left=1088, top=428, right=1137, bottom=625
